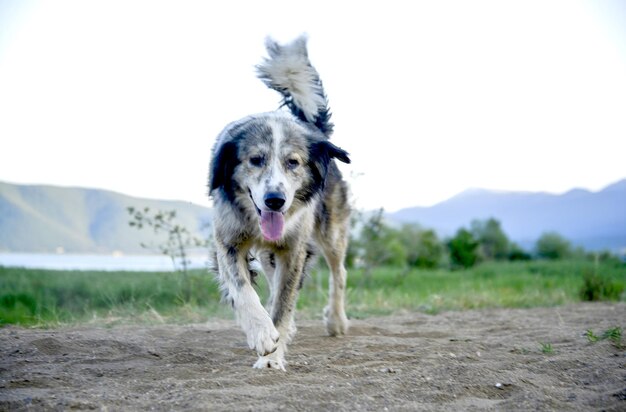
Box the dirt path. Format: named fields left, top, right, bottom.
left=1, top=303, right=625, bottom=411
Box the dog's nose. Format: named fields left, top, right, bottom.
left=264, top=192, right=286, bottom=211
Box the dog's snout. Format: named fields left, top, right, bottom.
left=264, top=192, right=286, bottom=211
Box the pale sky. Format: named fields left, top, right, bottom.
left=1, top=0, right=625, bottom=212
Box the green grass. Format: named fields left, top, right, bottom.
left=1, top=259, right=625, bottom=326
left=540, top=342, right=554, bottom=354
left=585, top=329, right=600, bottom=342
left=0, top=268, right=228, bottom=326
left=300, top=259, right=626, bottom=318
left=584, top=326, right=623, bottom=348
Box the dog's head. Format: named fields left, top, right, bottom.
left=209, top=113, right=349, bottom=241
left=208, top=35, right=350, bottom=242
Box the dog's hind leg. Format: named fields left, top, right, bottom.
left=314, top=168, right=351, bottom=336
left=215, top=242, right=280, bottom=358
left=316, top=213, right=349, bottom=336
left=319, top=234, right=350, bottom=337
left=256, top=250, right=277, bottom=310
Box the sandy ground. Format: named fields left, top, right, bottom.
left=1, top=303, right=625, bottom=411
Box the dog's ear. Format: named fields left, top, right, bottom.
left=327, top=142, right=350, bottom=164
left=209, top=141, right=240, bottom=201
left=309, top=140, right=351, bottom=193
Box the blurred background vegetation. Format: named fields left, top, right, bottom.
left=1, top=210, right=624, bottom=327
left=349, top=209, right=616, bottom=271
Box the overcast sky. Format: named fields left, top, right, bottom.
left=1, top=0, right=625, bottom=212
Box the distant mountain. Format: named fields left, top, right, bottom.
left=0, top=182, right=212, bottom=254
left=2, top=179, right=625, bottom=254
left=388, top=179, right=626, bottom=252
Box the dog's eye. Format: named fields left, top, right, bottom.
left=287, top=158, right=300, bottom=169
left=249, top=156, right=265, bottom=167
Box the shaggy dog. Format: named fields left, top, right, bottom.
left=208, top=36, right=351, bottom=370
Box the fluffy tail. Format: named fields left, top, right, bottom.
left=256, top=35, right=333, bottom=136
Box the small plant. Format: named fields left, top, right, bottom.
left=584, top=329, right=600, bottom=343
left=127, top=207, right=209, bottom=302
left=584, top=327, right=623, bottom=349
left=510, top=347, right=531, bottom=355
left=602, top=327, right=622, bottom=347
left=540, top=342, right=554, bottom=354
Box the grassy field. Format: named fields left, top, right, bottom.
left=1, top=260, right=624, bottom=326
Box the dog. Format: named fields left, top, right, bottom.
left=207, top=35, right=351, bottom=370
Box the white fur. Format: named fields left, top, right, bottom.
left=248, top=119, right=302, bottom=219
left=233, top=285, right=280, bottom=355
left=256, top=35, right=326, bottom=123
left=267, top=121, right=288, bottom=194
left=254, top=344, right=286, bottom=371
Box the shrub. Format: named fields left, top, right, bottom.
left=535, top=232, right=572, bottom=260
left=397, top=225, right=444, bottom=269
left=354, top=209, right=408, bottom=268
left=580, top=270, right=624, bottom=301
left=447, top=228, right=480, bottom=269
left=508, top=242, right=532, bottom=261
left=471, top=218, right=510, bottom=260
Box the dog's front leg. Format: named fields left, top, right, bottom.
left=253, top=247, right=307, bottom=371
left=216, top=243, right=279, bottom=358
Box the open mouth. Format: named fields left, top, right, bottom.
left=249, top=189, right=285, bottom=242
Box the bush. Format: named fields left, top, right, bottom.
left=536, top=232, right=572, bottom=260
left=508, top=242, right=532, bottom=261
left=447, top=228, right=480, bottom=269
left=397, top=225, right=444, bottom=269
left=471, top=218, right=510, bottom=260
left=354, top=209, right=408, bottom=268
left=580, top=270, right=624, bottom=301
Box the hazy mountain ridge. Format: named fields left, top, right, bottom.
left=0, top=182, right=212, bottom=253
left=1, top=179, right=624, bottom=254
left=388, top=179, right=626, bottom=251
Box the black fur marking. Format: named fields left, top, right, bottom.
left=298, top=246, right=317, bottom=290
left=224, top=245, right=248, bottom=289
left=248, top=254, right=259, bottom=286
left=209, top=120, right=274, bottom=203
left=257, top=36, right=334, bottom=136
left=209, top=140, right=240, bottom=202
left=271, top=305, right=284, bottom=327
left=294, top=184, right=319, bottom=204
left=316, top=199, right=330, bottom=234
left=308, top=140, right=351, bottom=196
left=281, top=91, right=334, bottom=136
left=271, top=270, right=302, bottom=327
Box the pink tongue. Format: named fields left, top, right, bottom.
left=260, top=211, right=284, bottom=241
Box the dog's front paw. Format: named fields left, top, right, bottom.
left=324, top=305, right=349, bottom=337
left=244, top=314, right=280, bottom=356
left=253, top=351, right=286, bottom=371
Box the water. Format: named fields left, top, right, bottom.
left=0, top=253, right=210, bottom=272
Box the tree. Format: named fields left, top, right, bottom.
left=447, top=228, right=480, bottom=269
left=535, top=232, right=572, bottom=260
left=357, top=209, right=407, bottom=268
left=397, top=224, right=444, bottom=269
left=470, top=218, right=509, bottom=260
